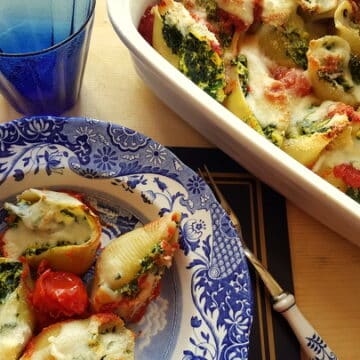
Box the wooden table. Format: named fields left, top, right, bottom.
left=1, top=1, right=359, bottom=358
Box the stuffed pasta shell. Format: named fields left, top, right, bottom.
left=20, top=313, right=135, bottom=360
left=297, top=0, right=340, bottom=19
left=307, top=35, right=360, bottom=106
left=311, top=104, right=360, bottom=196
left=152, top=0, right=226, bottom=102
left=91, top=212, right=181, bottom=323
left=282, top=101, right=350, bottom=166
left=334, top=0, right=360, bottom=56
left=2, top=188, right=101, bottom=275
left=0, top=258, right=35, bottom=360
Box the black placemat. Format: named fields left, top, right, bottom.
left=170, top=147, right=301, bottom=360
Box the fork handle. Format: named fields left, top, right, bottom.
left=273, top=293, right=338, bottom=360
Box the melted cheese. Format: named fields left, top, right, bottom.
left=216, top=0, right=255, bottom=27
left=262, top=0, right=297, bottom=25
left=161, top=0, right=219, bottom=44
left=28, top=316, right=134, bottom=360
left=0, top=291, right=32, bottom=359
left=287, top=100, right=335, bottom=133
left=313, top=136, right=360, bottom=171
left=240, top=37, right=290, bottom=132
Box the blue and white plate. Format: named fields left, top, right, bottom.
left=0, top=116, right=253, bottom=360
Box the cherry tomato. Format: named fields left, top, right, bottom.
left=32, top=268, right=89, bottom=321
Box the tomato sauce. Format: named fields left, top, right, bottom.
left=138, top=5, right=155, bottom=45
left=333, top=163, right=360, bottom=188
left=328, top=103, right=360, bottom=123
left=271, top=66, right=312, bottom=97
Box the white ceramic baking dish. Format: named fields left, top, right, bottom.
left=107, top=0, right=360, bottom=247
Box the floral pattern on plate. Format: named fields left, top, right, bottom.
left=0, top=116, right=253, bottom=360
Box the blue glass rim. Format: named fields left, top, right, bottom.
left=0, top=0, right=96, bottom=58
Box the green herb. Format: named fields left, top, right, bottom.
left=317, top=70, right=353, bottom=92
left=22, top=240, right=74, bottom=256
left=117, top=243, right=166, bottom=297
left=349, top=54, right=360, bottom=84
left=195, top=0, right=217, bottom=18
left=283, top=28, right=309, bottom=69
left=263, top=124, right=283, bottom=147
left=179, top=32, right=226, bottom=102
left=60, top=209, right=78, bottom=221
left=0, top=322, right=17, bottom=334
left=0, top=261, right=22, bottom=304
left=162, top=21, right=183, bottom=55
left=231, top=54, right=249, bottom=96
left=298, top=117, right=332, bottom=135
left=346, top=187, right=360, bottom=203
left=119, top=279, right=139, bottom=297
left=162, top=21, right=226, bottom=102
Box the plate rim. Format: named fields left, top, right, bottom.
left=0, top=115, right=254, bottom=360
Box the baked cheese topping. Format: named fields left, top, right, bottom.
left=147, top=0, right=360, bottom=199
left=240, top=37, right=290, bottom=132
left=4, top=189, right=93, bottom=257
left=216, top=0, right=255, bottom=27
left=161, top=0, right=219, bottom=44
left=262, top=0, right=297, bottom=25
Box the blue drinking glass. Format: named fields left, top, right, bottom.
left=0, top=0, right=96, bottom=115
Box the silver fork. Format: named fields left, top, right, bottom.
left=199, top=166, right=338, bottom=360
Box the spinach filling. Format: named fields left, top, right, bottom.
left=22, top=240, right=76, bottom=256
left=162, top=22, right=183, bottom=55
left=0, top=261, right=23, bottom=304
left=263, top=124, right=283, bottom=147
left=117, top=243, right=165, bottom=297
left=231, top=54, right=249, bottom=96
left=162, top=20, right=226, bottom=102
left=349, top=54, right=360, bottom=84
left=298, top=117, right=332, bottom=135
left=317, top=69, right=353, bottom=92
left=346, top=187, right=360, bottom=203
left=282, top=28, right=309, bottom=69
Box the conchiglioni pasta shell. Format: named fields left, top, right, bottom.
left=335, top=0, right=360, bottom=56
left=223, top=69, right=264, bottom=135
left=91, top=212, right=181, bottom=313
left=152, top=4, right=180, bottom=68
left=20, top=313, right=135, bottom=360
left=2, top=189, right=102, bottom=275
left=0, top=258, right=35, bottom=360
left=23, top=221, right=101, bottom=275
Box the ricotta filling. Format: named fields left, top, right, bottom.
left=30, top=319, right=133, bottom=360
left=4, top=190, right=92, bottom=257
left=0, top=291, right=32, bottom=357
